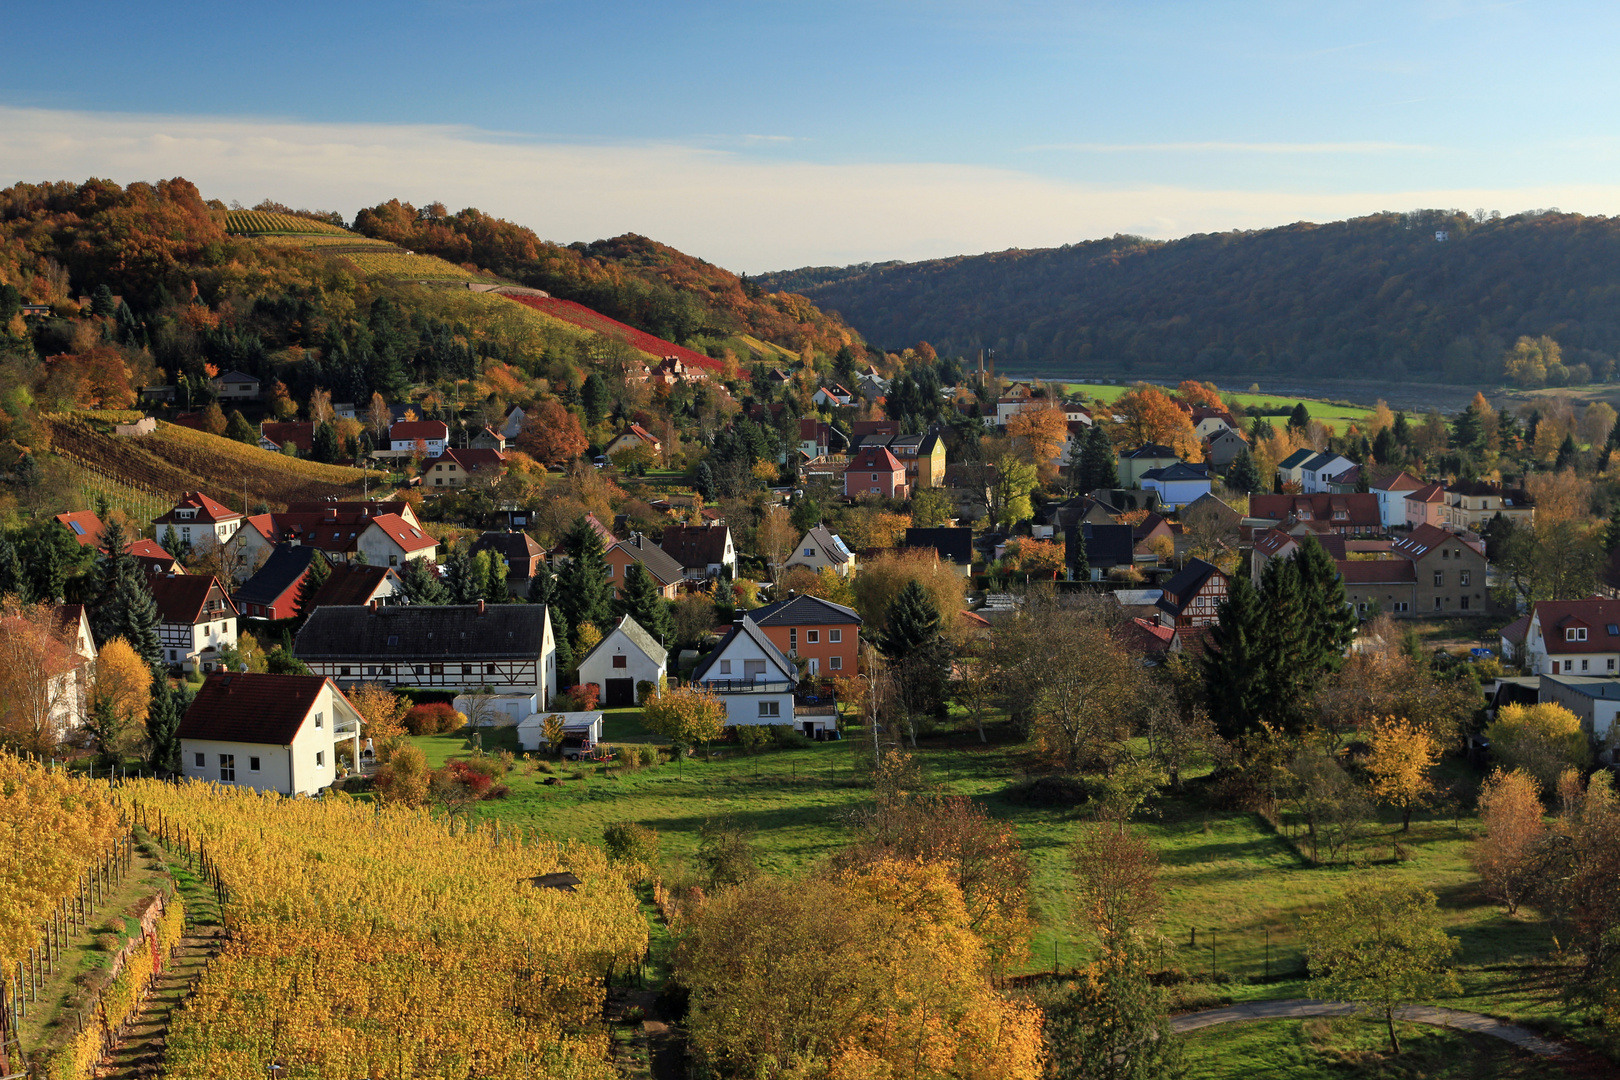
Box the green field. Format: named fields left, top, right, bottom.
left=1183, top=1018, right=1576, bottom=1079
left=1067, top=382, right=1375, bottom=427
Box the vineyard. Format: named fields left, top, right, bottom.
left=223, top=211, right=351, bottom=237
left=503, top=295, right=725, bottom=372
left=124, top=781, right=647, bottom=1080
left=46, top=416, right=387, bottom=510
left=249, top=235, right=397, bottom=250
left=342, top=251, right=502, bottom=283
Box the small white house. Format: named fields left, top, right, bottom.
left=453, top=691, right=538, bottom=727
left=177, top=673, right=362, bottom=796
left=576, top=616, right=668, bottom=708
left=783, top=524, right=856, bottom=577
left=689, top=616, right=799, bottom=728
left=1139, top=462, right=1212, bottom=510
left=516, top=710, right=605, bottom=757
left=388, top=420, right=449, bottom=456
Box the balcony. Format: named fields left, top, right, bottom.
left=695, top=678, right=796, bottom=695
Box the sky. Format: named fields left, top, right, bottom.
left=3, top=0, right=1618, bottom=272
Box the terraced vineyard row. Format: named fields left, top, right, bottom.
left=223, top=210, right=351, bottom=236
left=250, top=235, right=397, bottom=250
left=47, top=418, right=383, bottom=509
left=502, top=294, right=724, bottom=371
left=342, top=250, right=501, bottom=282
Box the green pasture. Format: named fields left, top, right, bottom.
left=1182, top=1018, right=1577, bottom=1079
left=1066, top=383, right=1375, bottom=426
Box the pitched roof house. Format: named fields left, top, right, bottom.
left=749, top=593, right=862, bottom=676
left=149, top=574, right=238, bottom=671
left=234, top=544, right=321, bottom=621
left=576, top=615, right=669, bottom=707
left=127, top=539, right=184, bottom=576
left=1525, top=597, right=1620, bottom=677
left=210, top=370, right=261, bottom=401
left=783, top=524, right=856, bottom=577
left=55, top=510, right=105, bottom=548
left=236, top=509, right=436, bottom=568
left=1370, top=470, right=1424, bottom=526
left=1156, top=559, right=1227, bottom=628
left=153, top=492, right=244, bottom=548
left=844, top=445, right=909, bottom=500
left=1140, top=461, right=1212, bottom=509
left=473, top=531, right=546, bottom=596
left=604, top=423, right=663, bottom=460
left=1118, top=445, right=1181, bottom=489
left=1405, top=482, right=1448, bottom=529
left=284, top=500, right=423, bottom=528
left=1249, top=493, right=1383, bottom=536
left=605, top=534, right=685, bottom=598
left=258, top=420, right=317, bottom=455
left=177, top=673, right=363, bottom=796
left=691, top=616, right=813, bottom=730
left=307, top=563, right=404, bottom=608
left=1298, top=452, right=1355, bottom=494
left=423, top=447, right=507, bottom=488
left=1068, top=521, right=1135, bottom=581
left=660, top=524, right=736, bottom=579
left=388, top=420, right=450, bottom=456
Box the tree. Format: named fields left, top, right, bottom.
left=200, top=402, right=228, bottom=437
left=1287, top=402, right=1311, bottom=432
left=1071, top=524, right=1090, bottom=582
left=581, top=371, right=609, bottom=425
left=557, top=515, right=613, bottom=638
left=641, top=685, right=726, bottom=775
left=613, top=562, right=675, bottom=646
left=0, top=601, right=84, bottom=754
left=1115, top=383, right=1201, bottom=460
left=375, top=743, right=432, bottom=807
left=1474, top=768, right=1546, bottom=915
left=145, top=676, right=185, bottom=773
left=87, top=637, right=152, bottom=766
left=991, top=453, right=1038, bottom=528
left=90, top=520, right=161, bottom=665
left=696, top=814, right=759, bottom=888
left=1485, top=702, right=1588, bottom=792
left=367, top=392, right=392, bottom=443
left=293, top=551, right=331, bottom=626
left=1201, top=573, right=1269, bottom=739
left=1304, top=878, right=1461, bottom=1054
left=910, top=486, right=953, bottom=527
left=755, top=504, right=796, bottom=587
left=224, top=409, right=257, bottom=444
left=443, top=539, right=484, bottom=604
left=348, top=683, right=409, bottom=757
left=516, top=399, right=589, bottom=467
left=1366, top=716, right=1440, bottom=830
left=399, top=555, right=449, bottom=604
left=311, top=421, right=340, bottom=464
left=1082, top=422, right=1118, bottom=490
left=1007, top=402, right=1068, bottom=466
left=1286, top=748, right=1373, bottom=863
left=877, top=580, right=951, bottom=741
left=1226, top=446, right=1262, bottom=494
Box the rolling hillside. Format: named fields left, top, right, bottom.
left=760, top=208, right=1620, bottom=386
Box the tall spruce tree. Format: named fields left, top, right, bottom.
left=1201, top=572, right=1270, bottom=740
left=879, top=579, right=943, bottom=658
left=1287, top=403, right=1311, bottom=432
left=878, top=579, right=950, bottom=727
left=443, top=540, right=483, bottom=604
left=557, top=516, right=613, bottom=632
left=1227, top=447, right=1262, bottom=494
left=484, top=549, right=509, bottom=601
left=1290, top=536, right=1357, bottom=679
left=146, top=674, right=186, bottom=772
left=526, top=566, right=557, bottom=605
left=614, top=562, right=674, bottom=645
left=1083, top=424, right=1118, bottom=489
left=293, top=551, right=331, bottom=626
left=550, top=604, right=575, bottom=685
left=398, top=555, right=449, bottom=604
left=0, top=534, right=31, bottom=603
left=311, top=421, right=340, bottom=464
left=1070, top=524, right=1090, bottom=583
left=91, top=520, right=161, bottom=664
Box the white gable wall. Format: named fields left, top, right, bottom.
left=577, top=626, right=666, bottom=694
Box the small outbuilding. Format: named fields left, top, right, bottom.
left=575, top=615, right=668, bottom=708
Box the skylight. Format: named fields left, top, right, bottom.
left=1608, top=624, right=1618, bottom=636
left=69, top=521, right=85, bottom=535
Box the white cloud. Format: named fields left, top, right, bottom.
left=0, top=105, right=1617, bottom=273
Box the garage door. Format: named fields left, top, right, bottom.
left=604, top=678, right=635, bottom=707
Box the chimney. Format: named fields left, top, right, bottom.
left=478, top=599, right=486, bottom=614
left=369, top=599, right=378, bottom=613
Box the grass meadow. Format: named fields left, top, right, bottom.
left=1067, top=382, right=1376, bottom=427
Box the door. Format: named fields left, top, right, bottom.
left=604, top=678, right=635, bottom=708
left=808, top=657, right=819, bottom=676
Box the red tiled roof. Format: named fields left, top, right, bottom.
left=153, top=491, right=242, bottom=526
left=1249, top=493, right=1381, bottom=528
left=1392, top=524, right=1484, bottom=559
left=1115, top=617, right=1176, bottom=655
left=176, top=673, right=345, bottom=745
left=55, top=510, right=105, bottom=547
left=389, top=420, right=448, bottom=442
left=1531, top=598, right=1620, bottom=654
left=1335, top=559, right=1417, bottom=584
left=259, top=421, right=315, bottom=452
left=1374, top=470, right=1425, bottom=493
left=368, top=513, right=437, bottom=553
left=845, top=445, right=904, bottom=474
left=308, top=564, right=400, bottom=607
left=148, top=574, right=234, bottom=625
left=1406, top=482, right=1446, bottom=503
left=127, top=539, right=181, bottom=569
left=428, top=447, right=508, bottom=473
left=1499, top=614, right=1530, bottom=647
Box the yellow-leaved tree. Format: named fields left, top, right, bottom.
left=90, top=636, right=153, bottom=764
left=346, top=682, right=409, bottom=760
left=1474, top=768, right=1546, bottom=915
left=640, top=685, right=726, bottom=775
left=1365, top=716, right=1440, bottom=830
left=1486, top=702, right=1588, bottom=792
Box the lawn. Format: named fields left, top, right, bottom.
left=1067, top=382, right=1375, bottom=427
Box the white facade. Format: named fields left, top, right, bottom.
left=1525, top=615, right=1620, bottom=677
left=1140, top=475, right=1211, bottom=510
left=453, top=692, right=537, bottom=726
left=356, top=521, right=436, bottom=566
left=179, top=683, right=358, bottom=797
left=390, top=433, right=448, bottom=455
left=693, top=621, right=798, bottom=726
left=162, top=613, right=237, bottom=671
left=157, top=514, right=240, bottom=549
left=1301, top=454, right=1355, bottom=494
left=516, top=710, right=604, bottom=753
left=577, top=625, right=667, bottom=702
left=1372, top=486, right=1409, bottom=528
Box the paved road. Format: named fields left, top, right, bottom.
left=1171, top=998, right=1568, bottom=1056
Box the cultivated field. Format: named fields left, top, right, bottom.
left=223, top=210, right=351, bottom=236
left=1069, top=382, right=1376, bottom=427
left=342, top=251, right=501, bottom=283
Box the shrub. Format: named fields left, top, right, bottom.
left=769, top=725, right=812, bottom=749
left=568, top=683, right=601, bottom=710
left=97, top=933, right=120, bottom=953
left=731, top=725, right=771, bottom=754
left=551, top=692, right=584, bottom=712
left=404, top=702, right=461, bottom=736
left=636, top=745, right=660, bottom=769
left=604, top=821, right=662, bottom=867
left=636, top=680, right=658, bottom=705
left=536, top=760, right=556, bottom=774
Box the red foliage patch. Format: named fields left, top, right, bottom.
left=567, top=683, right=601, bottom=711
left=501, top=295, right=723, bottom=373
left=404, top=701, right=461, bottom=736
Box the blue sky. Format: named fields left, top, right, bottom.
left=2, top=1, right=1616, bottom=270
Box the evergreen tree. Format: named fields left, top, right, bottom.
left=311, top=421, right=340, bottom=464
left=485, top=548, right=509, bottom=602
left=582, top=372, right=609, bottom=425
left=1287, top=403, right=1311, bottom=432
left=443, top=540, right=483, bottom=604
left=13, top=452, right=40, bottom=489
left=1082, top=423, right=1117, bottom=490
left=693, top=459, right=716, bottom=501
left=1248, top=415, right=1271, bottom=443
left=879, top=579, right=943, bottom=657
left=1372, top=426, right=1398, bottom=465
left=557, top=516, right=613, bottom=633
left=526, top=567, right=557, bottom=605
left=146, top=673, right=185, bottom=773
left=224, top=409, right=257, bottom=444
left=1201, top=572, right=1270, bottom=740
left=1392, top=411, right=1412, bottom=446
left=1226, top=447, right=1262, bottom=494
left=614, top=562, right=675, bottom=645
left=1452, top=403, right=1483, bottom=455
left=1605, top=506, right=1620, bottom=553
left=878, top=579, right=950, bottom=724
left=90, top=283, right=117, bottom=318
left=398, top=554, right=449, bottom=604
left=1070, top=525, right=1090, bottom=583
left=293, top=551, right=331, bottom=625
left=0, top=535, right=31, bottom=603
left=1290, top=536, right=1357, bottom=678
left=1556, top=433, right=1579, bottom=472
left=790, top=495, right=823, bottom=534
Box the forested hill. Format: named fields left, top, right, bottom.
left=351, top=201, right=857, bottom=357
left=757, top=209, right=1620, bottom=385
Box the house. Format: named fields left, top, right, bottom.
left=851, top=419, right=899, bottom=443
left=887, top=431, right=947, bottom=490
left=388, top=420, right=450, bottom=456
left=1250, top=528, right=1347, bottom=580
left=783, top=524, right=856, bottom=577
left=54, top=604, right=98, bottom=666
left=1499, top=614, right=1531, bottom=667
left=1131, top=513, right=1177, bottom=559
left=1443, top=481, right=1535, bottom=532
left=233, top=545, right=321, bottom=621
left=127, top=539, right=184, bottom=576
left=149, top=574, right=238, bottom=671
left=55, top=510, right=105, bottom=548
left=210, top=370, right=261, bottom=401
left=153, top=492, right=244, bottom=550
left=749, top=593, right=862, bottom=676
left=1405, top=483, right=1448, bottom=529
left=1249, top=493, right=1383, bottom=537
left=1275, top=448, right=1317, bottom=489
left=1041, top=494, right=1118, bottom=539
left=576, top=615, right=668, bottom=707
left=307, top=563, right=404, bottom=608
left=422, top=447, right=508, bottom=488
left=1540, top=675, right=1620, bottom=760
left=473, top=531, right=546, bottom=597
left=844, top=445, right=909, bottom=500
left=233, top=507, right=436, bottom=569
left=858, top=373, right=889, bottom=401
left=1067, top=521, right=1135, bottom=581
left=1118, top=445, right=1181, bottom=489
left=1188, top=407, right=1236, bottom=440
left=1182, top=492, right=1242, bottom=532
left=904, top=527, right=974, bottom=576
left=1156, top=559, right=1228, bottom=628
left=605, top=534, right=685, bottom=598
left=1371, top=471, right=1424, bottom=527
left=7, top=605, right=97, bottom=741
left=1389, top=524, right=1489, bottom=616
left=1336, top=558, right=1418, bottom=618
left=1523, top=598, right=1620, bottom=676
left=499, top=405, right=526, bottom=440
left=284, top=500, right=424, bottom=529
left=1140, top=462, right=1212, bottom=509
left=603, top=423, right=662, bottom=461
left=177, top=673, right=362, bottom=796
left=690, top=616, right=804, bottom=729
left=295, top=601, right=557, bottom=699
left=798, top=418, right=839, bottom=459
left=1299, top=452, right=1355, bottom=494
left=469, top=426, right=508, bottom=451
left=1204, top=428, right=1248, bottom=470
left=660, top=524, right=736, bottom=579
left=258, top=421, right=316, bottom=455
left=812, top=384, right=855, bottom=407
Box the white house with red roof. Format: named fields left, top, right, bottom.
left=1525, top=597, right=1620, bottom=676
left=149, top=574, right=238, bottom=671
left=1371, top=470, right=1425, bottom=528
left=152, top=492, right=243, bottom=549
left=388, top=419, right=449, bottom=456
left=811, top=384, right=855, bottom=407
left=178, top=672, right=362, bottom=796
left=234, top=508, right=437, bottom=568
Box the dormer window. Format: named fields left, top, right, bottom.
left=1568, top=627, right=1588, bottom=642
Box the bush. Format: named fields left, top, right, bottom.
left=636, top=745, right=660, bottom=769
left=769, top=725, right=811, bottom=749
left=551, top=692, right=584, bottom=712
left=1004, top=774, right=1091, bottom=806
left=603, top=821, right=661, bottom=867
left=404, top=701, right=461, bottom=736
left=568, top=683, right=601, bottom=710
left=731, top=725, right=771, bottom=754
left=97, top=933, right=120, bottom=953
left=636, top=680, right=658, bottom=705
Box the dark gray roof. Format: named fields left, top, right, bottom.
left=1157, top=559, right=1223, bottom=617
left=580, top=614, right=668, bottom=667
left=1141, top=462, right=1211, bottom=483
left=294, top=604, right=549, bottom=660
left=690, top=616, right=797, bottom=684
left=616, top=533, right=687, bottom=585
left=234, top=544, right=320, bottom=606
left=1070, top=522, right=1133, bottom=568
left=751, top=594, right=862, bottom=627
left=905, top=527, right=974, bottom=565
left=799, top=524, right=852, bottom=563
left=1122, top=444, right=1178, bottom=459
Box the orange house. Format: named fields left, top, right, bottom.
left=843, top=445, right=909, bottom=500
left=604, top=534, right=684, bottom=599
left=748, top=594, right=862, bottom=676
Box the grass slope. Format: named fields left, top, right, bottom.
left=1183, top=1018, right=1575, bottom=1079
left=1071, top=382, right=1375, bottom=426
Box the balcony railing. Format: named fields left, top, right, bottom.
left=696, top=678, right=796, bottom=694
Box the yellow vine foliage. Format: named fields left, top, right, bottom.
left=125, top=780, right=647, bottom=1080
left=0, top=753, right=123, bottom=972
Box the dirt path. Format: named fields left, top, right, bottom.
left=1172, top=998, right=1565, bottom=1055
left=98, top=924, right=226, bottom=1080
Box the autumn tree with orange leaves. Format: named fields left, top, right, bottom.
left=516, top=399, right=589, bottom=467
left=1113, top=383, right=1202, bottom=461
left=1007, top=400, right=1069, bottom=470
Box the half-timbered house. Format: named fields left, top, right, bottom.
left=1155, top=558, right=1227, bottom=629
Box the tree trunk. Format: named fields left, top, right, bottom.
left=1402, top=805, right=1413, bottom=831
left=1385, top=1008, right=1401, bottom=1055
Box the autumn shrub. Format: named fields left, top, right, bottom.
left=374, top=744, right=431, bottom=807
left=1486, top=702, right=1589, bottom=792
left=636, top=680, right=658, bottom=705
left=768, top=725, right=811, bottom=749
left=636, top=745, right=660, bottom=769
left=604, top=821, right=661, bottom=870
left=551, top=692, right=584, bottom=712
left=97, top=933, right=120, bottom=953
left=568, top=683, right=601, bottom=710
left=730, top=725, right=771, bottom=754
left=404, top=702, right=460, bottom=736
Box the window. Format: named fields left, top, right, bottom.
left=249, top=756, right=261, bottom=772
left=1393, top=602, right=1409, bottom=613
left=758, top=700, right=780, bottom=718
left=316, top=751, right=325, bottom=768
left=194, top=752, right=205, bottom=768
left=803, top=548, right=816, bottom=557
left=1460, top=571, right=1470, bottom=586
left=430, top=664, right=443, bottom=676
left=219, top=754, right=235, bottom=782
left=1568, top=627, right=1588, bottom=642
left=605, top=563, right=615, bottom=578
left=789, top=628, right=797, bottom=652
left=744, top=659, right=767, bottom=679
left=1610, top=659, right=1616, bottom=671
left=487, top=663, right=497, bottom=674
left=462, top=664, right=473, bottom=675
left=829, top=656, right=843, bottom=670
left=1434, top=597, right=1443, bottom=610
left=389, top=555, right=399, bottom=566
left=830, top=629, right=842, bottom=643
left=1433, top=571, right=1444, bottom=587
left=315, top=711, right=324, bottom=729
left=1566, top=660, right=1575, bottom=672
left=807, top=630, right=819, bottom=644
left=1461, top=596, right=1470, bottom=610
left=612, top=654, right=628, bottom=669
left=1582, top=658, right=1589, bottom=671
left=720, top=660, right=732, bottom=674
